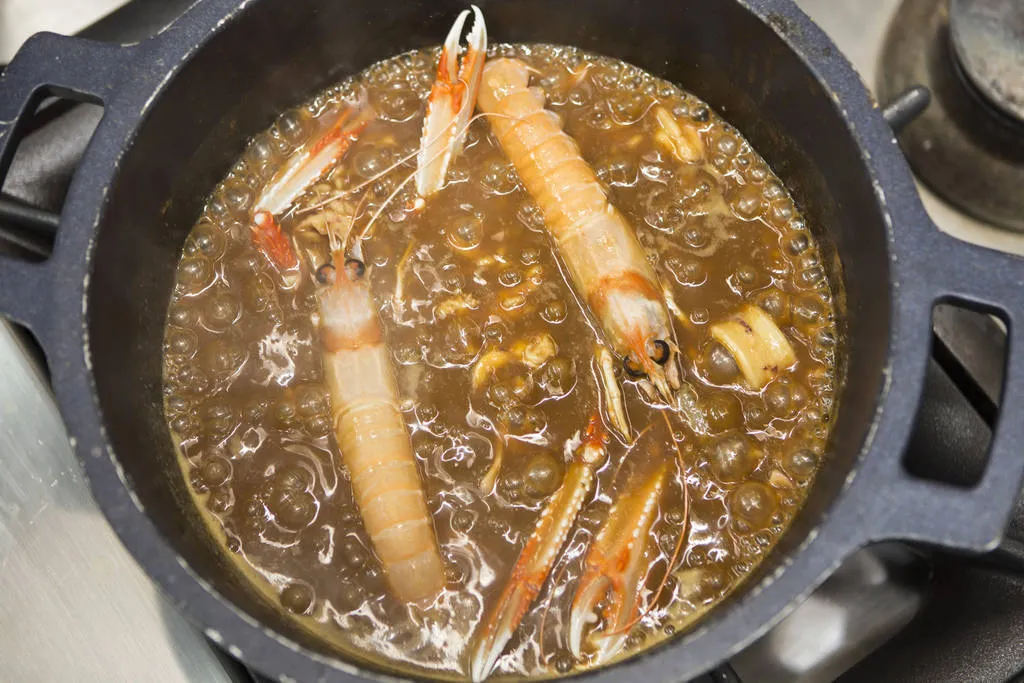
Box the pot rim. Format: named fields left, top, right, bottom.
left=47, top=0, right=938, bottom=681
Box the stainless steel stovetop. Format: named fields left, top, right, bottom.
left=1, top=1, right=1020, bottom=682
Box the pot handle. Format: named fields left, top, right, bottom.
left=871, top=229, right=1024, bottom=552
left=0, top=33, right=131, bottom=337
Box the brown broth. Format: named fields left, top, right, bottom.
left=162, top=43, right=839, bottom=680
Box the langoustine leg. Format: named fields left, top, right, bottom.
left=470, top=416, right=609, bottom=682
left=476, top=58, right=691, bottom=419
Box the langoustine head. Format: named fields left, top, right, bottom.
left=315, top=253, right=381, bottom=352
left=589, top=271, right=683, bottom=405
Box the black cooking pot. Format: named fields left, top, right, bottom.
left=2, top=0, right=1024, bottom=681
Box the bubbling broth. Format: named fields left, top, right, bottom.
left=163, top=38, right=838, bottom=681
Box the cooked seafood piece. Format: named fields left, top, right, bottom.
left=710, top=304, right=797, bottom=389
left=317, top=245, right=446, bottom=604
left=567, top=458, right=671, bottom=664
left=653, top=105, right=704, bottom=164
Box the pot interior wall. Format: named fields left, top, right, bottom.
left=87, top=0, right=892, bottom=669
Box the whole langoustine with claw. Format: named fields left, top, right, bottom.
left=317, top=253, right=446, bottom=604
left=476, top=58, right=683, bottom=405
left=245, top=90, right=446, bottom=603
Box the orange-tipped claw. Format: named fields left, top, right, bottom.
left=252, top=210, right=299, bottom=274
left=568, top=460, right=669, bottom=664
left=249, top=100, right=375, bottom=286
left=416, top=5, right=487, bottom=198
left=254, top=101, right=377, bottom=217
left=469, top=419, right=606, bottom=682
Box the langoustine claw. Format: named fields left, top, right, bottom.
left=470, top=417, right=608, bottom=682
left=568, top=459, right=670, bottom=663
left=249, top=100, right=377, bottom=281
left=416, top=5, right=487, bottom=198
left=251, top=209, right=300, bottom=275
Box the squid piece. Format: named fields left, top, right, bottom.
left=652, top=106, right=704, bottom=164
left=434, top=292, right=482, bottom=320
left=568, top=459, right=670, bottom=663
left=710, top=304, right=797, bottom=389
left=473, top=332, right=558, bottom=492
left=517, top=332, right=558, bottom=368
left=471, top=332, right=558, bottom=391
left=416, top=5, right=487, bottom=197
left=470, top=417, right=609, bottom=682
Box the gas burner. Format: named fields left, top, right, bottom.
left=950, top=0, right=1024, bottom=125
left=878, top=0, right=1024, bottom=232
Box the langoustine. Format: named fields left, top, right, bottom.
left=316, top=249, right=446, bottom=604
left=247, top=102, right=446, bottom=604
left=476, top=58, right=686, bottom=412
